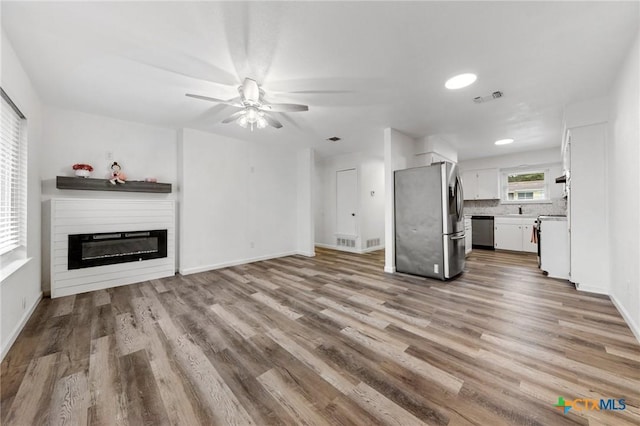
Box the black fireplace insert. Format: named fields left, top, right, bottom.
left=68, top=229, right=167, bottom=270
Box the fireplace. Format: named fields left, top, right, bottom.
left=68, top=229, right=168, bottom=270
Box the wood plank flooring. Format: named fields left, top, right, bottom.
left=2, top=248, right=639, bottom=425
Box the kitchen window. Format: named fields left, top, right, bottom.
left=1, top=88, right=28, bottom=269
left=500, top=168, right=551, bottom=204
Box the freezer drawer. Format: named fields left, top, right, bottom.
left=444, top=231, right=466, bottom=278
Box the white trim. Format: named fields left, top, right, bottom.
left=574, top=283, right=609, bottom=295
left=610, top=294, right=640, bottom=344
left=1, top=291, right=42, bottom=361
left=315, top=243, right=384, bottom=255
left=384, top=265, right=396, bottom=273
left=499, top=166, right=556, bottom=204
left=0, top=256, right=31, bottom=283
left=316, top=243, right=359, bottom=253
left=179, top=251, right=299, bottom=276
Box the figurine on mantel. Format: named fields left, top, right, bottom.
left=109, top=161, right=127, bottom=185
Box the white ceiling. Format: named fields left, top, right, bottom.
left=2, top=1, right=638, bottom=159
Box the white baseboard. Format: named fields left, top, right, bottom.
left=179, top=251, right=299, bottom=276
left=297, top=250, right=316, bottom=257
left=315, top=243, right=355, bottom=252
left=574, top=283, right=609, bottom=295
left=315, top=243, right=384, bottom=255
left=610, top=294, right=640, bottom=344
left=384, top=265, right=396, bottom=273
left=1, top=291, right=43, bottom=361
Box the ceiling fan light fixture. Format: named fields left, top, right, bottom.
left=237, top=114, right=249, bottom=128
left=445, top=73, right=477, bottom=90
left=237, top=107, right=269, bottom=131
left=256, top=116, right=268, bottom=129
left=495, top=138, right=514, bottom=145
left=245, top=106, right=259, bottom=123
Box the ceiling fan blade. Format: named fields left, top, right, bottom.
left=221, top=110, right=246, bottom=124
left=186, top=93, right=242, bottom=106
left=262, top=103, right=309, bottom=112
left=262, top=114, right=283, bottom=129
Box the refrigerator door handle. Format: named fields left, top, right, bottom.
left=451, top=235, right=465, bottom=240
left=455, top=176, right=463, bottom=221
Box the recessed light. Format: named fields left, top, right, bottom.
left=495, top=138, right=514, bottom=145
left=445, top=73, right=477, bottom=90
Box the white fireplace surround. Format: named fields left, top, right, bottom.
left=43, top=198, right=176, bottom=298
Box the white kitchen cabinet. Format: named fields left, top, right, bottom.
left=461, top=168, right=499, bottom=200
left=494, top=217, right=537, bottom=253
left=464, top=217, right=472, bottom=255
left=521, top=223, right=537, bottom=253
left=494, top=223, right=522, bottom=251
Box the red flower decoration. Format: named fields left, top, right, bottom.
left=72, top=163, right=94, bottom=172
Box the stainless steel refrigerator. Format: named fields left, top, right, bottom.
left=394, top=162, right=465, bottom=280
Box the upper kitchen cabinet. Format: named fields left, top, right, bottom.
left=461, top=168, right=500, bottom=200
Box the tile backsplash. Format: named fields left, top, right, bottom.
left=463, top=198, right=567, bottom=216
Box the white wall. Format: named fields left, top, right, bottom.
left=359, top=157, right=385, bottom=249
left=178, top=128, right=306, bottom=274
left=459, top=148, right=566, bottom=216
left=607, top=30, right=640, bottom=339
left=383, top=128, right=417, bottom=273
left=296, top=148, right=315, bottom=257
left=314, top=152, right=385, bottom=252
left=40, top=106, right=178, bottom=200
left=415, top=134, right=459, bottom=164
left=1, top=32, right=44, bottom=359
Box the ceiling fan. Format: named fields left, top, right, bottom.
left=186, top=78, right=309, bottom=130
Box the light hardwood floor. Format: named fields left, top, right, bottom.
left=2, top=248, right=639, bottom=425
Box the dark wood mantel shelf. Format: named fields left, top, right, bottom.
left=56, top=176, right=172, bottom=193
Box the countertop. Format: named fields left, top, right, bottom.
left=467, top=214, right=537, bottom=219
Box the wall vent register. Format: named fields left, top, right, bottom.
left=366, top=238, right=380, bottom=248
left=68, top=229, right=167, bottom=270
left=336, top=237, right=356, bottom=248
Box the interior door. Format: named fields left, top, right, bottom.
left=336, top=169, right=358, bottom=236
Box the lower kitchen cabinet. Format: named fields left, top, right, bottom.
left=494, top=217, right=537, bottom=253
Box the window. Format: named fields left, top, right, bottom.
left=1, top=88, right=27, bottom=260
left=501, top=168, right=550, bottom=203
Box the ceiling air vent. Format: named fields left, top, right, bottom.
left=327, top=137, right=341, bottom=142
left=473, top=91, right=504, bottom=103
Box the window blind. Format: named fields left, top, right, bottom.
left=1, top=88, right=27, bottom=256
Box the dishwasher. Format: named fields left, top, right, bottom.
left=471, top=216, right=494, bottom=249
